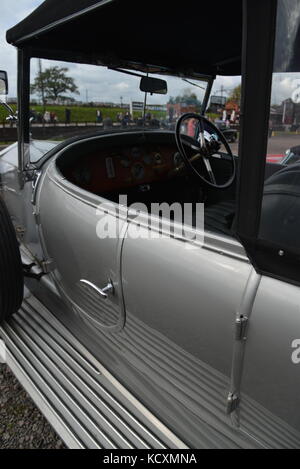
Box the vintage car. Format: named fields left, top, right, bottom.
left=1, top=0, right=300, bottom=450
left=214, top=120, right=238, bottom=143
left=283, top=145, right=300, bottom=165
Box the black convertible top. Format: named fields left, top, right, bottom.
left=6, top=0, right=243, bottom=76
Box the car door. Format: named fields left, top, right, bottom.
left=37, top=158, right=258, bottom=447
left=37, top=160, right=127, bottom=332
left=117, top=215, right=258, bottom=448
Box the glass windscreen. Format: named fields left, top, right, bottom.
left=28, top=59, right=211, bottom=162
left=27, top=58, right=242, bottom=163
left=260, top=0, right=300, bottom=251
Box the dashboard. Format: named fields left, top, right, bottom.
left=64, top=143, right=183, bottom=194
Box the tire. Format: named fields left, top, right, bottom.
left=0, top=197, right=24, bottom=323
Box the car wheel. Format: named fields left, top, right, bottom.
left=0, top=197, right=24, bottom=323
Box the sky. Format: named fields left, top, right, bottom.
left=0, top=0, right=299, bottom=107
left=0, top=0, right=43, bottom=98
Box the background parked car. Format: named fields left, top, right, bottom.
left=214, top=120, right=238, bottom=143
left=282, top=145, right=300, bottom=165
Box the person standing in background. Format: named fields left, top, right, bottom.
left=96, top=109, right=102, bottom=123
left=43, top=110, right=50, bottom=123
left=65, top=108, right=71, bottom=124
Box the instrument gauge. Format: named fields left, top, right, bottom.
left=173, top=152, right=183, bottom=167
left=154, top=153, right=162, bottom=164
left=132, top=163, right=145, bottom=180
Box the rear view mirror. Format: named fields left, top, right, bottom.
left=0, top=71, right=8, bottom=95
left=140, top=76, right=168, bottom=95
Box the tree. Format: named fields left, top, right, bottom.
left=228, top=84, right=241, bottom=105
left=31, top=66, right=79, bottom=104
left=168, top=88, right=202, bottom=110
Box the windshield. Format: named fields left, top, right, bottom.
left=28, top=59, right=212, bottom=162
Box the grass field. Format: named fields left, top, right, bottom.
left=0, top=103, right=222, bottom=129
left=0, top=104, right=166, bottom=123
left=0, top=104, right=17, bottom=122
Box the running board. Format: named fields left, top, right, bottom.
left=0, top=294, right=188, bottom=449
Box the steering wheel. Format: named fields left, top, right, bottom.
left=175, top=113, right=236, bottom=189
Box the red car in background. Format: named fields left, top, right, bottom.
left=266, top=154, right=285, bottom=164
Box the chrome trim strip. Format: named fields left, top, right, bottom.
left=203, top=233, right=249, bottom=263
left=228, top=268, right=262, bottom=425
left=20, top=295, right=102, bottom=377
left=4, top=322, right=112, bottom=447
left=27, top=306, right=167, bottom=448
left=14, top=310, right=152, bottom=449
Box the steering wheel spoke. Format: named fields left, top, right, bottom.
left=199, top=131, right=207, bottom=151
left=203, top=157, right=217, bottom=185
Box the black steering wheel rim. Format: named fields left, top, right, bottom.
left=175, top=113, right=236, bottom=189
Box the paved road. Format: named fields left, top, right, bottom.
left=228, top=133, right=300, bottom=157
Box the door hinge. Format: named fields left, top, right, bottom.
left=33, top=210, right=41, bottom=225
left=226, top=393, right=240, bottom=415
left=235, top=315, right=248, bottom=341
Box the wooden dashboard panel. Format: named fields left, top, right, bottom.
left=65, top=144, right=179, bottom=194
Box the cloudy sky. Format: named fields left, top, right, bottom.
left=1, top=0, right=299, bottom=107
left=0, top=0, right=43, bottom=97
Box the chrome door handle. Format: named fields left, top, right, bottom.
left=80, top=279, right=114, bottom=300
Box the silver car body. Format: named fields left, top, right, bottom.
left=1, top=134, right=300, bottom=449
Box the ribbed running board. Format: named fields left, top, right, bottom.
left=0, top=294, right=188, bottom=449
